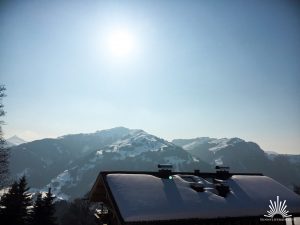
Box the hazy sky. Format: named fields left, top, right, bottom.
left=1, top=0, right=300, bottom=154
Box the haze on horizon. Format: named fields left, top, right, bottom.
left=1, top=0, right=300, bottom=154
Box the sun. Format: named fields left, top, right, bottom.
left=107, top=29, right=136, bottom=58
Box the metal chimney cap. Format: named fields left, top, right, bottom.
left=215, top=166, right=230, bottom=170
left=158, top=164, right=173, bottom=169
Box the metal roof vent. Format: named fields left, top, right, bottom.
left=179, top=175, right=205, bottom=192
left=194, top=169, right=200, bottom=175
left=215, top=166, right=231, bottom=180
left=158, top=164, right=173, bottom=179
left=215, top=166, right=230, bottom=171
left=158, top=164, right=173, bottom=170
left=215, top=183, right=230, bottom=197
left=190, top=183, right=204, bottom=192
left=214, top=179, right=230, bottom=197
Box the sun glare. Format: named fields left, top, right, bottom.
left=107, top=29, right=136, bottom=58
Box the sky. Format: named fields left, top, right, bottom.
left=0, top=0, right=300, bottom=154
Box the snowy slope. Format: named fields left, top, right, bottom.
left=180, top=137, right=243, bottom=152
left=8, top=128, right=300, bottom=200
left=29, top=129, right=211, bottom=199
left=173, top=137, right=300, bottom=189
left=174, top=137, right=268, bottom=168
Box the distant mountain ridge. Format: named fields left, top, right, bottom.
left=9, top=127, right=210, bottom=199
left=8, top=127, right=300, bottom=200
left=173, top=137, right=300, bottom=189
left=172, top=137, right=265, bottom=168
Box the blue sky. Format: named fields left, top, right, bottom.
left=1, top=0, right=299, bottom=153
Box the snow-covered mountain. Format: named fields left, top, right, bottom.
left=173, top=137, right=265, bottom=168
left=173, top=137, right=300, bottom=189
left=266, top=151, right=300, bottom=165
left=265, top=151, right=279, bottom=160
left=9, top=127, right=211, bottom=200
left=6, top=135, right=27, bottom=147
left=174, top=137, right=244, bottom=152
left=8, top=128, right=300, bottom=200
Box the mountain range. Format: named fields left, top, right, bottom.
left=7, top=127, right=300, bottom=200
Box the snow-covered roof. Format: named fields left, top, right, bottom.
left=103, top=173, right=300, bottom=222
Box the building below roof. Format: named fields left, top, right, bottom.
left=89, top=167, right=300, bottom=225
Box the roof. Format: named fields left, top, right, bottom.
left=89, top=170, right=300, bottom=224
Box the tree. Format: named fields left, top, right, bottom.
left=0, top=181, right=19, bottom=224
left=61, top=198, right=97, bottom=225
left=31, top=192, right=44, bottom=225
left=18, top=175, right=32, bottom=224
left=32, top=188, right=57, bottom=225
left=44, top=188, right=57, bottom=225
left=0, top=85, right=9, bottom=188
left=0, top=176, right=32, bottom=225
